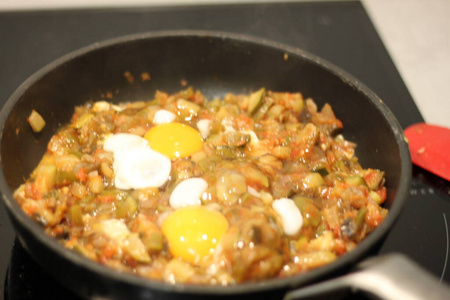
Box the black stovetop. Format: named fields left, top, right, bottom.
left=1, top=1, right=449, bottom=299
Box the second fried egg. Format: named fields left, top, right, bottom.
left=144, top=122, right=203, bottom=159
left=161, top=206, right=229, bottom=264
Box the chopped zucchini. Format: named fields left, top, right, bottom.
left=197, top=155, right=221, bottom=172
left=34, top=164, right=57, bottom=194
left=303, top=172, right=326, bottom=188
left=333, top=160, right=350, bottom=173
left=369, top=191, right=383, bottom=205
left=215, top=145, right=243, bottom=159
left=253, top=96, right=274, bottom=121
left=205, top=134, right=224, bottom=147
left=248, top=88, right=266, bottom=115
left=311, top=162, right=329, bottom=176
left=72, top=241, right=94, bottom=259
left=266, top=104, right=284, bottom=119
left=141, top=231, right=164, bottom=252
left=55, top=170, right=77, bottom=185
left=123, top=233, right=151, bottom=263
left=292, top=196, right=321, bottom=227
left=178, top=86, right=195, bottom=99
left=344, top=175, right=367, bottom=187
left=125, top=195, right=138, bottom=216
left=272, top=146, right=291, bottom=159
left=72, top=113, right=94, bottom=129
left=115, top=195, right=138, bottom=219
left=176, top=98, right=201, bottom=121
left=355, top=207, right=368, bottom=228
left=223, top=131, right=251, bottom=147
left=242, top=166, right=269, bottom=188
left=363, top=169, right=385, bottom=190
left=69, top=150, right=83, bottom=159
left=291, top=96, right=304, bottom=113
left=69, top=205, right=84, bottom=226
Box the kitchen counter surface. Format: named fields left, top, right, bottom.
left=0, top=0, right=449, bottom=128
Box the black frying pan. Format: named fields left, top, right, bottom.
left=0, top=31, right=418, bottom=299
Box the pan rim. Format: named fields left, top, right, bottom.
left=0, top=29, right=411, bottom=296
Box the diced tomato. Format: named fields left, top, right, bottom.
left=235, top=114, right=253, bottom=130
left=290, top=145, right=303, bottom=160
left=326, top=151, right=336, bottom=165
left=102, top=245, right=117, bottom=259
left=376, top=187, right=387, bottom=204
left=71, top=112, right=81, bottom=123
left=93, top=149, right=104, bottom=155
left=131, top=220, right=139, bottom=233
left=14, top=88, right=393, bottom=284
left=97, top=194, right=115, bottom=204
left=65, top=238, right=77, bottom=248
left=23, top=202, right=37, bottom=216
left=365, top=203, right=385, bottom=227
left=76, top=167, right=88, bottom=182
left=52, top=225, right=65, bottom=236
left=24, top=182, right=43, bottom=200
left=193, top=90, right=205, bottom=105
left=334, top=239, right=347, bottom=255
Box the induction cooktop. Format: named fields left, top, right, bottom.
left=1, top=1, right=448, bottom=299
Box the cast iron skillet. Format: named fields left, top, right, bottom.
left=0, top=30, right=418, bottom=299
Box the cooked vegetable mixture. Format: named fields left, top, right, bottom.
left=15, top=87, right=387, bottom=285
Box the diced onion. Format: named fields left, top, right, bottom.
left=28, top=110, right=46, bottom=133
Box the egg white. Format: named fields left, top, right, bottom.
left=153, top=109, right=176, bottom=124
left=115, top=147, right=171, bottom=190
left=169, top=177, right=208, bottom=209
left=272, top=198, right=303, bottom=236
left=103, top=133, right=171, bottom=190
left=196, top=119, right=211, bottom=139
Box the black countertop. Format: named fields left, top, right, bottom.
left=1, top=1, right=449, bottom=299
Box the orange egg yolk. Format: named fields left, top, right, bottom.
left=161, top=206, right=229, bottom=264
left=144, top=123, right=203, bottom=159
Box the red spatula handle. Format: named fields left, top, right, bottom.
left=404, top=123, right=450, bottom=181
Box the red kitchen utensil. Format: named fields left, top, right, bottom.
left=404, top=122, right=450, bottom=181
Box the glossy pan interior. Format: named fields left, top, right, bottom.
left=0, top=31, right=411, bottom=299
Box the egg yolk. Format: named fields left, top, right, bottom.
left=161, top=206, right=229, bottom=263
left=144, top=123, right=203, bottom=159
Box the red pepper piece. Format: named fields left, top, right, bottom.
left=404, top=123, right=450, bottom=181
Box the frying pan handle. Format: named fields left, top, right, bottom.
left=284, top=254, right=450, bottom=300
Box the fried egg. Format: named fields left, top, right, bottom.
left=196, top=119, right=211, bottom=139
left=272, top=198, right=303, bottom=236
left=103, top=133, right=171, bottom=190
left=144, top=123, right=203, bottom=159
left=161, top=206, right=229, bottom=263
left=169, top=177, right=208, bottom=209
left=153, top=109, right=176, bottom=124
